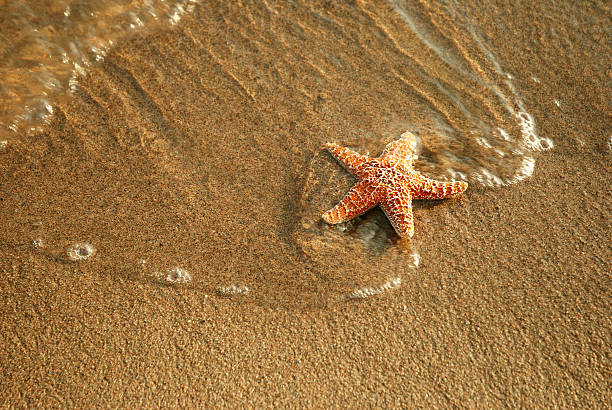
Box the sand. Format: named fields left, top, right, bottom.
left=0, top=0, right=610, bottom=407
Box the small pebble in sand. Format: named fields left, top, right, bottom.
left=67, top=243, right=95, bottom=261
left=0, top=140, right=7, bottom=153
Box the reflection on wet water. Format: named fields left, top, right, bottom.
left=0, top=0, right=201, bottom=141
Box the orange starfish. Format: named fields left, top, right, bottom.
left=322, top=132, right=468, bottom=238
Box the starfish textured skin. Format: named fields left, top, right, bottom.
left=322, top=132, right=468, bottom=238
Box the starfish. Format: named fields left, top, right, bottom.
left=322, top=132, right=468, bottom=238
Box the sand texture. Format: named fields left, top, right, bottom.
left=0, top=0, right=610, bottom=407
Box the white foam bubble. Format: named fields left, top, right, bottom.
left=411, top=252, right=420, bottom=268
left=216, top=284, right=250, bottom=296
left=154, top=267, right=191, bottom=284
left=32, top=238, right=43, bottom=249
left=516, top=111, right=553, bottom=152
left=66, top=243, right=95, bottom=261
left=348, top=277, right=401, bottom=299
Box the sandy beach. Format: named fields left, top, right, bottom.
left=0, top=0, right=610, bottom=407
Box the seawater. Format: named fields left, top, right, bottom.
left=384, top=0, right=553, bottom=187
left=300, top=0, right=554, bottom=300
left=0, top=0, right=201, bottom=142
left=2, top=0, right=556, bottom=304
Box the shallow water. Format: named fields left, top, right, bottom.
left=2, top=0, right=552, bottom=182
left=0, top=0, right=201, bottom=141
left=0, top=0, right=604, bottom=307
left=0, top=1, right=608, bottom=308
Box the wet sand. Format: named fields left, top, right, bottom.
left=1, top=0, right=610, bottom=407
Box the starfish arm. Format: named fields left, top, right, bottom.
left=381, top=131, right=417, bottom=165
left=380, top=187, right=414, bottom=238
left=322, top=179, right=379, bottom=224
left=325, top=143, right=370, bottom=177
left=412, top=176, right=468, bottom=199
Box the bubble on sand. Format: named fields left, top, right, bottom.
left=153, top=267, right=192, bottom=284
left=517, top=111, right=552, bottom=152
left=66, top=243, right=95, bottom=261
left=411, top=252, right=421, bottom=268
left=348, top=277, right=401, bottom=299
left=216, top=284, right=250, bottom=296
left=32, top=238, right=44, bottom=249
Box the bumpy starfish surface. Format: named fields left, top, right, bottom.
left=322, top=132, right=468, bottom=238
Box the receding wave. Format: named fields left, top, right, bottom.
left=0, top=0, right=201, bottom=141
left=380, top=0, right=552, bottom=186
left=2, top=1, right=556, bottom=307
